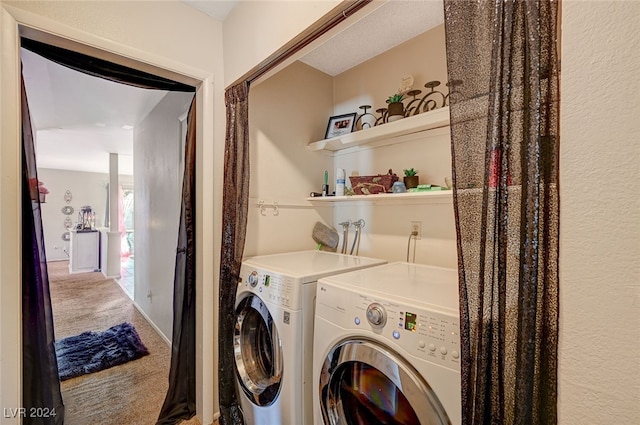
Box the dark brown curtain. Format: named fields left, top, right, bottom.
left=218, top=81, right=250, bottom=425
left=443, top=1, right=560, bottom=424
left=21, top=71, right=65, bottom=425
left=157, top=96, right=197, bottom=424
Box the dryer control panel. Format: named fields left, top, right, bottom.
left=239, top=266, right=301, bottom=310
left=317, top=282, right=460, bottom=372
left=355, top=294, right=460, bottom=371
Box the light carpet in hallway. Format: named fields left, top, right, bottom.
left=48, top=260, right=201, bottom=425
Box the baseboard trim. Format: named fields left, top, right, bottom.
left=132, top=302, right=172, bottom=347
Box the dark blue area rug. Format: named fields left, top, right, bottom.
left=55, top=322, right=149, bottom=381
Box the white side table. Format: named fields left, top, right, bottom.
left=69, top=229, right=100, bottom=274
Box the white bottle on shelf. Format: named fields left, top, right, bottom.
left=336, top=168, right=345, bottom=196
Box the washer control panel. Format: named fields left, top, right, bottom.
left=239, top=267, right=299, bottom=309
left=353, top=294, right=460, bottom=371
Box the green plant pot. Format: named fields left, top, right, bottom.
left=387, top=102, right=404, bottom=122
left=404, top=175, right=419, bottom=189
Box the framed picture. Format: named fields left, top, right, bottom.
left=325, top=113, right=357, bottom=139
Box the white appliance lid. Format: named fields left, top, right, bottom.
left=241, top=250, right=387, bottom=283
left=318, top=261, right=460, bottom=311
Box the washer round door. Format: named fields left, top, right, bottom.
left=319, top=338, right=450, bottom=425
left=234, top=294, right=283, bottom=407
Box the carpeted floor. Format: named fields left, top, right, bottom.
left=48, top=260, right=202, bottom=425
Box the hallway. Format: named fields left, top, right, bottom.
left=48, top=260, right=200, bottom=425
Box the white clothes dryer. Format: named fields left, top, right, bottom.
left=313, top=262, right=461, bottom=425
left=235, top=250, right=387, bottom=425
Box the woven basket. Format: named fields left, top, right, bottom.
left=349, top=169, right=399, bottom=195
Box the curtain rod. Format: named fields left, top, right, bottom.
left=234, top=0, right=372, bottom=87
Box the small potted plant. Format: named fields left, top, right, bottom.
left=386, top=93, right=405, bottom=122
left=403, top=168, right=419, bottom=189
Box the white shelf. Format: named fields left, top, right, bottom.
left=308, top=106, right=450, bottom=152
left=306, top=190, right=452, bottom=205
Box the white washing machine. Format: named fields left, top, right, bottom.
left=313, top=262, right=461, bottom=425
left=234, top=250, right=387, bottom=425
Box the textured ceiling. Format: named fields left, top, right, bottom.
left=182, top=0, right=445, bottom=76
left=181, top=0, right=239, bottom=21
left=299, top=0, right=445, bottom=76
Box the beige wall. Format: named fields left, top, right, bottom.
left=36, top=169, right=133, bottom=262
left=223, top=0, right=341, bottom=86
left=329, top=23, right=455, bottom=267
left=134, top=91, right=194, bottom=341
left=0, top=1, right=223, bottom=423
left=246, top=61, right=334, bottom=257
left=5, top=0, right=222, bottom=73
left=331, top=127, right=456, bottom=268
left=559, top=1, right=640, bottom=423
left=246, top=23, right=456, bottom=267
left=333, top=24, right=448, bottom=117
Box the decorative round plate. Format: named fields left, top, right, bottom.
left=62, top=232, right=70, bottom=241
left=399, top=74, right=415, bottom=94
left=61, top=206, right=74, bottom=215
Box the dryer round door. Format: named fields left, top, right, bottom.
left=234, top=294, right=283, bottom=407
left=319, top=338, right=450, bottom=425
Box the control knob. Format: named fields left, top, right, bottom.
left=366, top=303, right=387, bottom=328
left=247, top=271, right=258, bottom=288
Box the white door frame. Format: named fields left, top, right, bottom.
left=0, top=4, right=218, bottom=423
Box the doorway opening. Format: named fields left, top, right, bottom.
left=19, top=33, right=200, bottom=424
